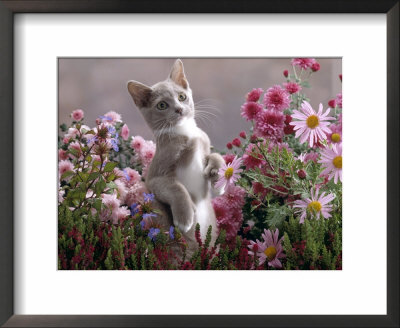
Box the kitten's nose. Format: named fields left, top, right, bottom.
left=175, top=108, right=183, bottom=115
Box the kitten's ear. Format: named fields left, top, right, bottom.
left=169, top=59, right=189, bottom=89
left=127, top=81, right=152, bottom=108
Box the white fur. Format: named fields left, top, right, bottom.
left=175, top=118, right=215, bottom=235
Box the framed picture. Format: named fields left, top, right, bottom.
left=0, top=1, right=398, bottom=327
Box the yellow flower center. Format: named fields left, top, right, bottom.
left=331, top=133, right=341, bottom=143
left=224, top=167, right=234, bottom=179
left=333, top=156, right=342, bottom=169
left=306, top=115, right=319, bottom=129
left=307, top=201, right=322, bottom=213
left=264, top=246, right=277, bottom=261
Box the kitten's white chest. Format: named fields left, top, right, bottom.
left=176, top=140, right=205, bottom=200
left=174, top=120, right=206, bottom=200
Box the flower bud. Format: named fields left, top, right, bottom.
left=297, top=169, right=306, bottom=179
left=283, top=69, right=289, bottom=77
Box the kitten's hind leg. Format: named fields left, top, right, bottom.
left=147, top=176, right=195, bottom=233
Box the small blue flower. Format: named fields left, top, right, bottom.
left=148, top=228, right=160, bottom=241
left=123, top=169, right=131, bottom=181
left=142, top=212, right=156, bottom=219
left=130, top=203, right=139, bottom=216
left=143, top=193, right=155, bottom=203
left=169, top=226, right=175, bottom=240
left=139, top=219, right=145, bottom=229
left=110, top=138, right=119, bottom=152
left=100, top=115, right=112, bottom=122
left=87, top=135, right=98, bottom=145
left=107, top=125, right=116, bottom=135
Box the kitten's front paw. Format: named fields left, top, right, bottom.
left=204, top=153, right=225, bottom=185
left=204, top=166, right=219, bottom=185
left=173, top=204, right=195, bottom=233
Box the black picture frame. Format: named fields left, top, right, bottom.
left=0, top=1, right=398, bottom=327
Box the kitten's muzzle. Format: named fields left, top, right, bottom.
left=175, top=108, right=183, bottom=115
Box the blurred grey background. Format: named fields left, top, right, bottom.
left=58, top=58, right=341, bottom=150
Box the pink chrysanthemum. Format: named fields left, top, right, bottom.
left=283, top=82, right=301, bottom=94
left=293, top=187, right=335, bottom=223
left=319, top=143, right=342, bottom=184
left=71, top=109, right=84, bottom=121
left=243, top=143, right=264, bottom=170
left=215, top=156, right=243, bottom=191
left=139, top=141, right=156, bottom=166
left=335, top=93, right=342, bottom=108
left=327, top=123, right=342, bottom=144
left=114, top=179, right=128, bottom=203
left=297, top=151, right=319, bottom=164
left=124, top=182, right=148, bottom=207
left=254, top=109, right=285, bottom=142
left=58, top=149, right=68, bottom=161
left=263, top=85, right=290, bottom=111
left=246, top=88, right=264, bottom=102
left=290, top=101, right=334, bottom=147
left=291, top=58, right=316, bottom=69
left=241, top=102, right=262, bottom=121
left=131, top=135, right=145, bottom=152
left=59, top=160, right=74, bottom=178
left=222, top=185, right=246, bottom=211
left=248, top=229, right=285, bottom=268
left=121, top=124, right=130, bottom=141
left=222, top=153, right=235, bottom=164
left=102, top=111, right=122, bottom=124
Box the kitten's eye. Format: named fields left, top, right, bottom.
left=178, top=93, right=187, bottom=101
left=156, top=101, right=169, bottom=110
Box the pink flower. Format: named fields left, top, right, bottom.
left=298, top=151, right=319, bottom=163
left=243, top=143, right=263, bottom=170
left=293, top=187, right=335, bottom=223
left=328, top=99, right=337, bottom=108
left=121, top=124, right=130, bottom=141
left=139, top=141, right=156, bottom=166
left=71, top=109, right=84, bottom=121
left=239, top=131, right=247, bottom=139
left=58, top=149, right=68, bottom=160
left=122, top=167, right=141, bottom=185
left=335, top=93, right=342, bottom=108
left=283, top=82, right=301, bottom=94
left=232, top=138, right=241, bottom=147
left=111, top=206, right=130, bottom=224
left=125, top=182, right=148, bottom=207
left=248, top=229, right=285, bottom=268
left=212, top=186, right=245, bottom=242
left=246, top=88, right=263, bottom=102
left=59, top=160, right=74, bottom=178
left=311, top=62, right=320, bottom=72
left=291, top=58, right=316, bottom=69
left=254, top=109, right=285, bottom=142
left=102, top=193, right=120, bottom=212
left=215, top=156, right=243, bottom=191
left=327, top=124, right=342, bottom=144
left=319, top=143, right=342, bottom=184
left=290, top=101, right=334, bottom=147
left=223, top=153, right=235, bottom=164
left=283, top=69, right=289, bottom=77
left=241, top=102, right=263, bottom=121
left=263, top=85, right=290, bottom=111
left=131, top=135, right=145, bottom=152
left=114, top=179, right=128, bottom=203
left=102, top=111, right=122, bottom=124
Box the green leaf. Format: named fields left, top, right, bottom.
left=106, top=181, right=118, bottom=190
left=93, top=198, right=102, bottom=211
left=61, top=170, right=75, bottom=180
left=94, top=177, right=107, bottom=196
left=104, top=162, right=118, bottom=172
left=88, top=172, right=100, bottom=181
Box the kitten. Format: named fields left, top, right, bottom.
left=127, top=59, right=225, bottom=256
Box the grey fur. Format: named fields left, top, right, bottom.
left=127, top=59, right=225, bottom=257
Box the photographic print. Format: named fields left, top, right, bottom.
left=58, top=58, right=342, bottom=270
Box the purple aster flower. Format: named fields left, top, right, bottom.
left=148, top=228, right=160, bottom=241
left=143, top=193, right=155, bottom=203
left=169, top=226, right=175, bottom=240
left=130, top=203, right=139, bottom=216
